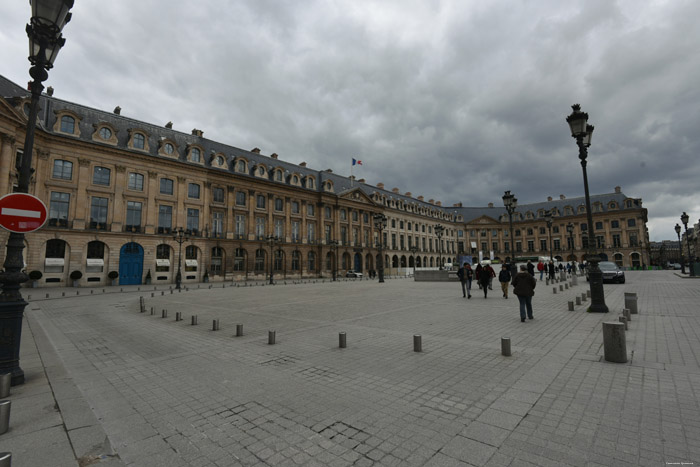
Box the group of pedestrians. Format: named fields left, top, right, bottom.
left=457, top=260, right=536, bottom=322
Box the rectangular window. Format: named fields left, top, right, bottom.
left=128, top=172, right=144, bottom=190
left=274, top=198, right=284, bottom=212
left=611, top=220, right=620, bottom=229
left=352, top=211, right=358, bottom=222
left=90, top=197, right=108, bottom=227
left=275, top=218, right=284, bottom=238
left=126, top=201, right=142, bottom=229
left=235, top=215, right=246, bottom=237
left=353, top=228, right=359, bottom=246
left=540, top=239, right=547, bottom=251
left=340, top=226, right=348, bottom=244
left=580, top=223, right=587, bottom=232
left=504, top=241, right=510, bottom=252
left=291, top=201, right=300, bottom=214
left=212, top=212, right=223, bottom=237
left=527, top=240, right=534, bottom=252
left=582, top=237, right=589, bottom=248
left=255, top=217, right=265, bottom=238
left=158, top=205, right=172, bottom=230
left=49, top=192, right=70, bottom=225
left=160, top=178, right=173, bottom=195
left=256, top=195, right=266, bottom=209
left=553, top=226, right=559, bottom=234
left=307, top=204, right=315, bottom=217
left=553, top=239, right=561, bottom=250
left=325, top=224, right=331, bottom=243
left=188, top=183, right=200, bottom=199
left=236, top=191, right=246, bottom=206
left=629, top=233, right=638, bottom=247
left=400, top=235, right=405, bottom=250
left=628, top=219, right=636, bottom=227
left=492, top=241, right=498, bottom=251
left=292, top=221, right=300, bottom=242
left=567, top=237, right=574, bottom=249
left=612, top=234, right=621, bottom=247
left=93, top=166, right=111, bottom=185
left=391, top=233, right=396, bottom=250
left=52, top=159, right=73, bottom=180
left=364, top=229, right=369, bottom=246
left=186, top=208, right=199, bottom=232
left=595, top=222, right=603, bottom=230
left=516, top=241, right=522, bottom=252
left=596, top=236, right=605, bottom=248
left=212, top=187, right=224, bottom=203
left=307, top=222, right=316, bottom=243
left=325, top=207, right=331, bottom=219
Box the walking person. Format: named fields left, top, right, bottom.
left=527, top=260, right=535, bottom=277
left=457, top=262, right=472, bottom=299
left=498, top=264, right=511, bottom=299
left=512, top=264, right=537, bottom=322
left=537, top=260, right=545, bottom=280
left=479, top=262, right=495, bottom=298
left=465, top=263, right=473, bottom=296
left=475, top=263, right=483, bottom=289
left=548, top=260, right=556, bottom=281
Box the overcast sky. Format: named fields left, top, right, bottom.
left=2, top=0, right=699, bottom=241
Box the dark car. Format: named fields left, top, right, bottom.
left=586, top=261, right=625, bottom=284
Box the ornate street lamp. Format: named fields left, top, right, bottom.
left=675, top=223, right=684, bottom=273
left=681, top=212, right=694, bottom=276
left=566, top=222, right=578, bottom=283
left=545, top=210, right=554, bottom=263
left=266, top=235, right=279, bottom=284
left=173, top=227, right=190, bottom=290
left=502, top=191, right=517, bottom=269
left=566, top=104, right=608, bottom=313
left=373, top=213, right=387, bottom=283
left=409, top=245, right=418, bottom=275
left=328, top=239, right=338, bottom=281
left=0, top=0, right=74, bottom=386
left=435, top=224, right=445, bottom=270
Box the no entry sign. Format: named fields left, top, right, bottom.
left=0, top=193, right=48, bottom=233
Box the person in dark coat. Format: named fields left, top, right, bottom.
left=456, top=262, right=472, bottom=299
left=498, top=264, right=511, bottom=299
left=479, top=263, right=495, bottom=298
left=512, top=264, right=537, bottom=322
left=527, top=260, right=535, bottom=277
left=475, top=263, right=483, bottom=289
left=548, top=261, right=556, bottom=281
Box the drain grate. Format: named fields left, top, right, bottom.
left=258, top=354, right=299, bottom=366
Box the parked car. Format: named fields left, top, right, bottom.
left=345, top=270, right=363, bottom=278
left=586, top=261, right=626, bottom=284
left=672, top=263, right=682, bottom=270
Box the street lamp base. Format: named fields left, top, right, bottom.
left=0, top=299, right=27, bottom=385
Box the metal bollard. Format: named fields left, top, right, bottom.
left=175, top=312, right=182, bottom=322
left=545, top=278, right=549, bottom=285
left=236, top=324, right=243, bottom=337
left=568, top=301, right=574, bottom=311
left=572, top=274, right=578, bottom=285
left=413, top=334, right=422, bottom=352
left=581, top=292, right=587, bottom=302
left=0, top=374, right=10, bottom=398
left=624, top=292, right=638, bottom=314
left=576, top=296, right=581, bottom=306
left=161, top=309, right=167, bottom=318
left=619, top=315, right=628, bottom=330
left=268, top=330, right=276, bottom=345
left=339, top=332, right=347, bottom=348
left=623, top=308, right=631, bottom=323
left=501, top=337, right=511, bottom=356
left=565, top=283, right=569, bottom=290
left=212, top=319, right=220, bottom=331
left=62, top=292, right=65, bottom=297
left=553, top=287, right=557, bottom=294
left=0, top=452, right=11, bottom=467
left=191, top=315, right=198, bottom=325
left=586, top=290, right=591, bottom=299
left=0, top=400, right=10, bottom=435
left=151, top=293, right=154, bottom=298
left=602, top=322, right=627, bottom=363
left=559, top=285, right=563, bottom=292
left=150, top=307, right=155, bottom=315
left=46, top=293, right=49, bottom=298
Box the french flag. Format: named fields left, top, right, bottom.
left=352, top=158, right=362, bottom=166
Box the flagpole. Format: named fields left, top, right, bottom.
left=351, top=159, right=354, bottom=187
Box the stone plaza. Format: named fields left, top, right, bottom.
left=2, top=270, right=699, bottom=466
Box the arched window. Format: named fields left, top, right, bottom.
left=133, top=133, right=145, bottom=149
left=631, top=252, right=641, bottom=268
left=254, top=249, right=265, bottom=271
left=60, top=115, right=75, bottom=133
left=308, top=251, right=316, bottom=271
left=234, top=248, right=246, bottom=271
left=156, top=244, right=171, bottom=272
left=291, top=251, right=300, bottom=271
left=274, top=250, right=284, bottom=271
left=186, top=245, right=197, bottom=259
left=211, top=247, right=223, bottom=275
left=237, top=160, right=246, bottom=172
left=45, top=239, right=67, bottom=273
left=191, top=147, right=200, bottom=162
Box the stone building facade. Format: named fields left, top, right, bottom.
left=0, top=75, right=650, bottom=287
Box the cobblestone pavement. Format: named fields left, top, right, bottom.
left=18, top=271, right=700, bottom=466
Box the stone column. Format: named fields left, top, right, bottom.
left=0, top=134, right=14, bottom=196
left=70, top=158, right=91, bottom=230
left=145, top=171, right=158, bottom=234
left=284, top=196, right=291, bottom=242
left=202, top=181, right=211, bottom=236
left=111, top=165, right=126, bottom=232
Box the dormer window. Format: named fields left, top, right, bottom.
left=274, top=170, right=283, bottom=182
left=164, top=143, right=174, bottom=155
left=236, top=160, right=247, bottom=173
left=216, top=155, right=224, bottom=166
left=99, top=127, right=112, bottom=140
left=257, top=166, right=265, bottom=176
left=133, top=133, right=145, bottom=149
left=60, top=115, right=75, bottom=133
left=307, top=177, right=315, bottom=189
left=191, top=147, right=201, bottom=162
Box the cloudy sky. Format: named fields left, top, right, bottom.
left=1, top=0, right=699, bottom=241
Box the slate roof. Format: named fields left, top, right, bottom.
left=1, top=74, right=643, bottom=225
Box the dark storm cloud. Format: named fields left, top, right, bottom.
left=1, top=0, right=699, bottom=240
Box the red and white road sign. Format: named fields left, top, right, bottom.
left=0, top=193, right=48, bottom=233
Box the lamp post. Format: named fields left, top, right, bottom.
left=545, top=210, right=554, bottom=263
left=267, top=235, right=279, bottom=284
left=435, top=224, right=445, bottom=270
left=502, top=191, right=517, bottom=269
left=566, top=104, right=608, bottom=313
left=328, top=239, right=338, bottom=281
left=409, top=245, right=418, bottom=275
left=373, top=213, right=387, bottom=283
left=675, top=223, right=684, bottom=273
left=0, top=0, right=74, bottom=386
left=173, top=227, right=190, bottom=290
left=566, top=221, right=575, bottom=261
left=681, top=212, right=694, bottom=276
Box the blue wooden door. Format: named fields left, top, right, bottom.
left=354, top=253, right=362, bottom=272
left=119, top=242, right=143, bottom=285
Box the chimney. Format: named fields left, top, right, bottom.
left=560, top=194, right=566, bottom=200
left=165, top=121, right=173, bottom=129
left=326, top=169, right=333, bottom=173
left=436, top=201, right=442, bottom=206
left=113, top=106, right=121, bottom=115
left=429, top=199, right=434, bottom=204
left=299, top=162, right=306, bottom=167
left=392, top=187, right=399, bottom=194
left=191, top=129, right=203, bottom=137
left=271, top=153, right=278, bottom=159
left=377, top=183, right=384, bottom=189
left=358, top=178, right=365, bottom=183
left=453, top=202, right=462, bottom=207
left=405, top=192, right=411, bottom=197
left=547, top=196, right=553, bottom=202
left=488, top=202, right=494, bottom=208
left=251, top=147, right=261, bottom=154
left=615, top=186, right=621, bottom=193
left=46, top=86, right=54, bottom=96
left=417, top=196, right=424, bottom=201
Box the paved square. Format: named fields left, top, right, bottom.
left=8, top=271, right=700, bottom=466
